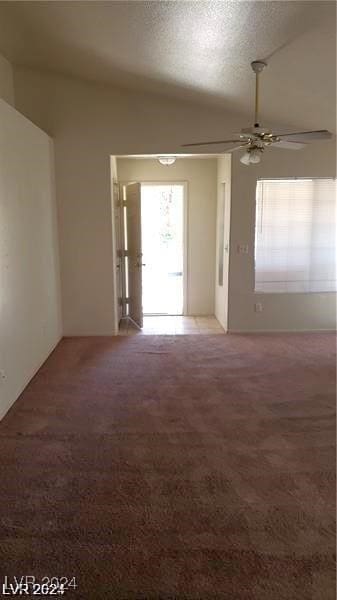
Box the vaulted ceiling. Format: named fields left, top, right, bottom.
left=0, top=1, right=335, bottom=132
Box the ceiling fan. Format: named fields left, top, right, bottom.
left=182, top=61, right=332, bottom=165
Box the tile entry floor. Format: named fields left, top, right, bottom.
left=119, top=315, right=225, bottom=335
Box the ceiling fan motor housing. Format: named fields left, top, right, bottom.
left=241, top=126, right=271, bottom=136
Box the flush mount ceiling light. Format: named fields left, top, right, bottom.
left=158, top=156, right=176, bottom=166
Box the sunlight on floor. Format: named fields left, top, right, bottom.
left=119, top=316, right=225, bottom=335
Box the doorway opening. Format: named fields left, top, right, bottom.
left=111, top=153, right=229, bottom=336
left=141, top=183, right=186, bottom=315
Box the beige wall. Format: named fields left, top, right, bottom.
left=0, top=99, right=62, bottom=419
left=0, top=52, right=14, bottom=105
left=117, top=158, right=217, bottom=315
left=13, top=67, right=336, bottom=334
left=14, top=68, right=243, bottom=334
left=229, top=141, right=337, bottom=332
left=215, top=156, right=231, bottom=330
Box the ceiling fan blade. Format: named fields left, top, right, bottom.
left=224, top=144, right=249, bottom=153
left=274, top=129, right=332, bottom=142
left=271, top=140, right=306, bottom=150
left=181, top=139, right=241, bottom=148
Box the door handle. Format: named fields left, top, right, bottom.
left=136, top=262, right=146, bottom=267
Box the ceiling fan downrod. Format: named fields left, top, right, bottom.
left=251, top=60, right=267, bottom=128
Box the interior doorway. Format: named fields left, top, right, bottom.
left=112, top=153, right=229, bottom=336
left=141, top=183, right=186, bottom=315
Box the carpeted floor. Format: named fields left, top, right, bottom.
left=0, top=334, right=335, bottom=599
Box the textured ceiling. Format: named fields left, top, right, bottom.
left=0, top=1, right=335, bottom=131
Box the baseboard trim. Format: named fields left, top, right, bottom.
left=228, top=329, right=337, bottom=334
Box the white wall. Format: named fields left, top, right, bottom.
left=14, top=68, right=244, bottom=334
left=13, top=67, right=336, bottom=334
left=215, top=156, right=231, bottom=330
left=117, top=158, right=217, bottom=315
left=0, top=52, right=14, bottom=106
left=0, top=99, right=62, bottom=419
left=229, top=141, right=337, bottom=332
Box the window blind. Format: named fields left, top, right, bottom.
left=255, top=178, right=337, bottom=293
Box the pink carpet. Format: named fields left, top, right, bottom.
left=0, top=333, right=335, bottom=598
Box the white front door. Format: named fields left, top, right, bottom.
left=113, top=183, right=123, bottom=324
left=125, top=183, right=143, bottom=328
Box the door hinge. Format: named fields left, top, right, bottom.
left=113, top=182, right=120, bottom=205
left=117, top=249, right=130, bottom=258
left=119, top=297, right=130, bottom=306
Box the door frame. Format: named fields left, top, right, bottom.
left=111, top=176, right=120, bottom=335
left=113, top=180, right=189, bottom=324
left=133, top=180, right=189, bottom=316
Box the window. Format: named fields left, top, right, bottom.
left=255, top=178, right=337, bottom=293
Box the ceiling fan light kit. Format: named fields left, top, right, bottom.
left=240, top=147, right=263, bottom=165
left=182, top=61, right=332, bottom=165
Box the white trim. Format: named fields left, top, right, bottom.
left=183, top=182, right=189, bottom=315
left=254, top=291, right=337, bottom=296
left=228, top=328, right=336, bottom=334
left=110, top=175, right=120, bottom=336
left=257, top=177, right=336, bottom=182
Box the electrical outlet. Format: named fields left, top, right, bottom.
left=254, top=302, right=263, bottom=313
